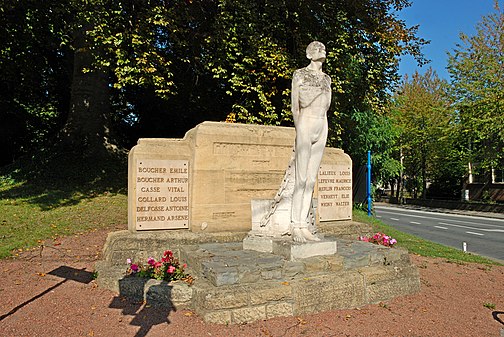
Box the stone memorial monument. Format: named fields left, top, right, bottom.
left=96, top=41, right=420, bottom=325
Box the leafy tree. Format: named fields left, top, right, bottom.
left=0, top=1, right=72, bottom=165
left=1, top=0, right=428, bottom=168
left=391, top=68, right=457, bottom=199
left=447, top=1, right=504, bottom=172
left=344, top=109, right=401, bottom=187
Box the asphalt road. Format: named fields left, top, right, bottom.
left=374, top=204, right=504, bottom=261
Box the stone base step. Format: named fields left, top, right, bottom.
left=97, top=238, right=420, bottom=324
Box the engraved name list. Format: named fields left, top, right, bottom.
left=317, top=164, right=352, bottom=221
left=135, top=159, right=189, bottom=230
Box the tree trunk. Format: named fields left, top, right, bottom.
left=421, top=154, right=427, bottom=199
left=61, top=25, right=112, bottom=157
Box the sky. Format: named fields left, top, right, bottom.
left=397, top=0, right=501, bottom=80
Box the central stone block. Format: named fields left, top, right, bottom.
left=128, top=122, right=352, bottom=233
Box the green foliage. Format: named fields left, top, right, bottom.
left=342, top=109, right=401, bottom=184
left=1, top=0, right=429, bottom=170
left=483, top=302, right=496, bottom=310
left=84, top=1, right=176, bottom=96
left=205, top=0, right=429, bottom=127
left=0, top=1, right=71, bottom=164
left=447, top=1, right=504, bottom=170
left=391, top=69, right=459, bottom=198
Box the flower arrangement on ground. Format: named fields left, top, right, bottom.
left=358, top=232, right=397, bottom=247
left=126, top=250, right=192, bottom=284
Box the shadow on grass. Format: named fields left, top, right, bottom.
left=0, top=266, right=94, bottom=322
left=0, top=150, right=127, bottom=210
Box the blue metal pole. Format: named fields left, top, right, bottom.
left=367, top=150, right=372, bottom=216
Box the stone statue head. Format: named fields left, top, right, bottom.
left=306, top=41, right=326, bottom=61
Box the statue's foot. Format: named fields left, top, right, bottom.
left=292, top=227, right=320, bottom=243
left=301, top=227, right=321, bottom=241
left=292, top=227, right=307, bottom=243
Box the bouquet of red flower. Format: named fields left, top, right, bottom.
left=358, top=232, right=397, bottom=247
left=126, top=250, right=190, bottom=282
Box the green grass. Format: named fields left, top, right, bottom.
left=0, top=150, right=128, bottom=258
left=0, top=192, right=127, bottom=258
left=354, top=209, right=502, bottom=266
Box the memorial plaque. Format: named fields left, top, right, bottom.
left=135, top=159, right=189, bottom=230
left=317, top=164, right=352, bottom=221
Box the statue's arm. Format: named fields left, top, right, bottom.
left=291, top=71, right=301, bottom=126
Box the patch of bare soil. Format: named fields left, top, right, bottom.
left=0, top=226, right=503, bottom=337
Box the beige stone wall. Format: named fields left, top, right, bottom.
left=128, top=121, right=352, bottom=232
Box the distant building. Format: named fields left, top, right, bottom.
left=464, top=162, right=504, bottom=202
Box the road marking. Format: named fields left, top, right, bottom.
left=374, top=207, right=504, bottom=228
left=372, top=211, right=504, bottom=232
left=390, top=218, right=400, bottom=221
left=434, top=225, right=448, bottom=230
left=410, top=221, right=421, bottom=224
left=466, top=231, right=484, bottom=236
left=437, top=222, right=504, bottom=233
left=376, top=215, right=382, bottom=218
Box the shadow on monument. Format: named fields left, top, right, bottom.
left=0, top=266, right=93, bottom=322
left=109, top=277, right=176, bottom=337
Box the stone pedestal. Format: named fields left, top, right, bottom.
left=96, top=223, right=421, bottom=325
left=243, top=236, right=337, bottom=261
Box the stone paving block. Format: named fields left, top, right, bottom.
left=266, top=302, right=293, bottom=319
left=260, top=269, right=282, bottom=280
left=232, top=306, right=267, bottom=324
left=292, top=272, right=366, bottom=314
left=140, top=279, right=190, bottom=307
left=272, top=239, right=337, bottom=261
left=249, top=283, right=293, bottom=305
left=300, top=256, right=331, bottom=273
left=282, top=261, right=305, bottom=278
left=204, top=265, right=240, bottom=286
left=195, top=286, right=249, bottom=310
left=236, top=265, right=259, bottom=284
left=145, top=279, right=173, bottom=307
left=360, top=265, right=420, bottom=303
left=118, top=276, right=147, bottom=302
left=243, top=236, right=275, bottom=253
left=383, top=247, right=410, bottom=265
left=170, top=281, right=193, bottom=303
left=98, top=230, right=421, bottom=324
left=342, top=251, right=370, bottom=269
left=256, top=256, right=284, bottom=270
left=110, top=251, right=139, bottom=266
left=202, top=310, right=232, bottom=324
left=325, top=255, right=344, bottom=271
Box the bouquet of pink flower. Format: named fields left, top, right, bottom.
left=126, top=250, right=191, bottom=283
left=358, top=232, right=397, bottom=247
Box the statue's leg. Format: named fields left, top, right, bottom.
left=291, top=118, right=327, bottom=243
left=291, top=129, right=311, bottom=226
left=292, top=122, right=327, bottom=242
left=300, top=123, right=328, bottom=221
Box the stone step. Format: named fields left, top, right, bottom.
left=95, top=229, right=420, bottom=325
